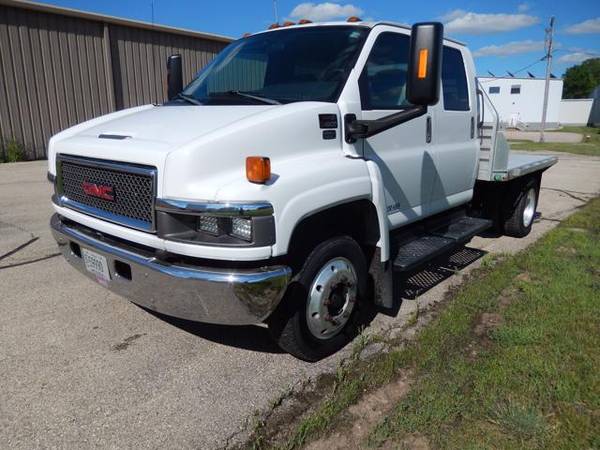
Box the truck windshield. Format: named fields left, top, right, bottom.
left=180, top=26, right=369, bottom=105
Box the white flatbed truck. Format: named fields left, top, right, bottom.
left=48, top=19, right=557, bottom=360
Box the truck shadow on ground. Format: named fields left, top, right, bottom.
left=140, top=246, right=487, bottom=355
left=140, top=307, right=285, bottom=353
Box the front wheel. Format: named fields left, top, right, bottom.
left=268, top=236, right=368, bottom=361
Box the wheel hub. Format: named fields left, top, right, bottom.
left=306, top=257, right=358, bottom=340
left=523, top=187, right=537, bottom=227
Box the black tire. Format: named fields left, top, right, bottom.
left=503, top=179, right=539, bottom=238
left=267, top=236, right=368, bottom=362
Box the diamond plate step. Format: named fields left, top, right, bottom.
left=392, top=217, right=492, bottom=273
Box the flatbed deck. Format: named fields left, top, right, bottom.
left=492, top=153, right=558, bottom=181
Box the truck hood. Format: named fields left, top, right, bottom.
left=49, top=102, right=343, bottom=200
left=48, top=104, right=277, bottom=182
left=77, top=105, right=277, bottom=147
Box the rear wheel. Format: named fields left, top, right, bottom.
left=268, top=236, right=367, bottom=361
left=503, top=180, right=538, bottom=237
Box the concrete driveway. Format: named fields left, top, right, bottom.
left=1, top=153, right=599, bottom=449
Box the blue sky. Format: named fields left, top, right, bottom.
left=39, top=0, right=600, bottom=77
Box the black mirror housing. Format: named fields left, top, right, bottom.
left=406, top=22, right=443, bottom=106
left=167, top=54, right=183, bottom=101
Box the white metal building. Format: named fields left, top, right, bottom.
left=478, top=76, right=563, bottom=129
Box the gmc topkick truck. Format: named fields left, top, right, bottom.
left=48, top=20, right=557, bottom=361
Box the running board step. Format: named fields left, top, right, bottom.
left=393, top=217, right=492, bottom=273
left=431, top=216, right=493, bottom=243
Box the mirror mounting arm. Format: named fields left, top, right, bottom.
left=344, top=105, right=427, bottom=144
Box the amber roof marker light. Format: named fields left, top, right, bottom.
left=298, top=19, right=312, bottom=24
left=347, top=16, right=362, bottom=22
left=246, top=157, right=271, bottom=184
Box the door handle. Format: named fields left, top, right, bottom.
left=426, top=116, right=432, bottom=143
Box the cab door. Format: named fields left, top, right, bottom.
left=357, top=30, right=438, bottom=228
left=430, top=45, right=479, bottom=210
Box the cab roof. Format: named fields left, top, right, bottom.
left=252, top=21, right=466, bottom=47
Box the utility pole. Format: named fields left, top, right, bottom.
left=539, top=16, right=555, bottom=143
left=272, top=0, right=279, bottom=23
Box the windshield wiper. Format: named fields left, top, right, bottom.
left=214, top=90, right=281, bottom=105
left=175, top=93, right=202, bottom=105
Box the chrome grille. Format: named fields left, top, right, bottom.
left=57, top=156, right=156, bottom=231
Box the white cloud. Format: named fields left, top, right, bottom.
left=443, top=9, right=539, bottom=34
left=289, top=2, right=363, bottom=22
left=565, top=18, right=600, bottom=34
left=557, top=51, right=599, bottom=64
left=473, top=40, right=545, bottom=57
left=517, top=3, right=530, bottom=12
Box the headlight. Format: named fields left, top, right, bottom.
left=195, top=215, right=253, bottom=242
left=155, top=200, right=274, bottom=247
left=198, top=215, right=221, bottom=235
left=231, top=217, right=252, bottom=241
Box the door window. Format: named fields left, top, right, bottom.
left=442, top=47, right=469, bottom=111
left=359, top=32, right=411, bottom=110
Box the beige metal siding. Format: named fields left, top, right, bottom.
left=0, top=2, right=230, bottom=160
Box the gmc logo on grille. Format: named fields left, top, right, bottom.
left=82, top=182, right=115, bottom=201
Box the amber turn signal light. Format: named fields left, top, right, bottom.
left=418, top=48, right=428, bottom=79
left=246, top=156, right=271, bottom=184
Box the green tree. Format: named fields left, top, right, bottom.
left=562, top=58, right=600, bottom=99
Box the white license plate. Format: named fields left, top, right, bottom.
left=81, top=248, right=111, bottom=282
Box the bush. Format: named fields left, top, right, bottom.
left=2, top=139, right=25, bottom=163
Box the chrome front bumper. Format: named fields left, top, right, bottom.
left=50, top=214, right=292, bottom=325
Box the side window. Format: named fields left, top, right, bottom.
left=359, top=32, right=411, bottom=110
left=489, top=86, right=500, bottom=94
left=511, top=85, right=521, bottom=94
left=442, top=47, right=469, bottom=111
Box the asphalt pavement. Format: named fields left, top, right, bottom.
left=1, top=152, right=599, bottom=449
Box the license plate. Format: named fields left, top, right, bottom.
left=82, top=248, right=111, bottom=282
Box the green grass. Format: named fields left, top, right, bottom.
left=508, top=126, right=600, bottom=156
left=368, top=197, right=600, bottom=449
left=250, top=198, right=600, bottom=449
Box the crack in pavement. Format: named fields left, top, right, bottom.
left=0, top=237, right=40, bottom=261
left=540, top=187, right=594, bottom=203
left=0, top=253, right=61, bottom=270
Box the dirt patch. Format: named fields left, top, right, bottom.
left=305, top=372, right=412, bottom=450
left=474, top=313, right=503, bottom=338
left=398, top=434, right=431, bottom=450
left=515, top=272, right=531, bottom=282
left=556, top=246, right=577, bottom=256
left=240, top=372, right=338, bottom=448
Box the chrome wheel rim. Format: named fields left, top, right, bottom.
left=523, top=187, right=536, bottom=227
left=306, top=257, right=358, bottom=340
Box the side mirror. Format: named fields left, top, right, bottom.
left=167, top=54, right=183, bottom=101
left=406, top=22, right=443, bottom=106
left=344, top=21, right=444, bottom=143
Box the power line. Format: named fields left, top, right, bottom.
left=479, top=57, right=545, bottom=82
